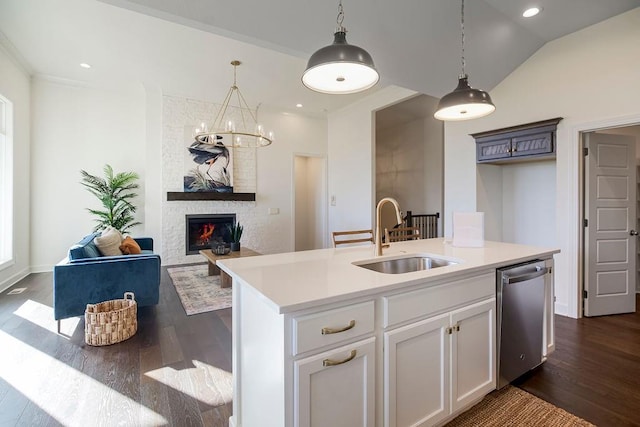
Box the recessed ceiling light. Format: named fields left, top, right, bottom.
left=522, top=7, right=541, bottom=18
left=79, top=63, right=91, bottom=69
left=296, top=103, right=303, bottom=108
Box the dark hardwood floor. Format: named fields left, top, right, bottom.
left=0, top=266, right=232, bottom=426
left=1, top=268, right=639, bottom=426
left=517, top=294, right=640, bottom=427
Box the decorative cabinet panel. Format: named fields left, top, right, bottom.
left=450, top=299, right=496, bottom=414
left=472, top=118, right=562, bottom=164
left=384, top=313, right=451, bottom=427
left=475, top=138, right=512, bottom=162
left=295, top=337, right=376, bottom=427
left=383, top=299, right=495, bottom=427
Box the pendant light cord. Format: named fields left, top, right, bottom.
left=461, top=0, right=466, bottom=77
left=336, top=0, right=345, bottom=31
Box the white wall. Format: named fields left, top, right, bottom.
left=294, top=156, right=308, bottom=250
left=30, top=78, right=147, bottom=270
left=327, top=86, right=416, bottom=238
left=143, top=84, right=164, bottom=257
left=444, top=8, right=640, bottom=318
left=258, top=108, right=327, bottom=254
left=294, top=156, right=326, bottom=251
left=0, top=45, right=30, bottom=292
left=25, top=78, right=326, bottom=269
left=162, top=96, right=327, bottom=265
left=501, top=161, right=556, bottom=246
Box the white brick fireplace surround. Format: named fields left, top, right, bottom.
left=163, top=95, right=269, bottom=265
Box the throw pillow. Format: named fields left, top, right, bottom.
left=94, top=226, right=123, bottom=256
left=120, top=236, right=142, bottom=255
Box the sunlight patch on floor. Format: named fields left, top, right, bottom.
left=0, top=330, right=168, bottom=426
left=13, top=299, right=80, bottom=335
left=145, top=359, right=232, bottom=407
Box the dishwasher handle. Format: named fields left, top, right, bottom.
left=503, top=266, right=550, bottom=284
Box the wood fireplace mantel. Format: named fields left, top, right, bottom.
left=166, top=192, right=256, bottom=201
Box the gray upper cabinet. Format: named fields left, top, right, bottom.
left=472, top=118, right=562, bottom=164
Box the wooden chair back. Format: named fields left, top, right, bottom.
left=385, top=226, right=421, bottom=243
left=332, top=229, right=375, bottom=247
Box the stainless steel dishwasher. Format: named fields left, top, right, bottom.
left=497, top=260, right=550, bottom=389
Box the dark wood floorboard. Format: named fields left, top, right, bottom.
left=517, top=294, right=640, bottom=427
left=0, top=264, right=232, bottom=427
left=3, top=268, right=640, bottom=426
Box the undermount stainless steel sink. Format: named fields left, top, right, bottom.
left=354, top=256, right=458, bottom=274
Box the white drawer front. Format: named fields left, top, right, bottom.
left=293, top=301, right=375, bottom=356
left=384, top=273, right=494, bottom=328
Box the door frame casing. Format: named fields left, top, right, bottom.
left=572, top=114, right=640, bottom=318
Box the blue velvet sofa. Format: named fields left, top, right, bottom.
left=53, top=232, right=161, bottom=328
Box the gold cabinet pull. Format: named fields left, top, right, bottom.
left=321, top=319, right=356, bottom=335
left=323, top=350, right=357, bottom=367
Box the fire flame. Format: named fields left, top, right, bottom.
left=198, top=224, right=215, bottom=244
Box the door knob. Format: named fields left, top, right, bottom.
left=630, top=230, right=638, bottom=236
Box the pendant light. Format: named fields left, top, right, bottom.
left=302, top=0, right=379, bottom=94
left=434, top=0, right=495, bottom=121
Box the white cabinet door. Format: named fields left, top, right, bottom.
left=384, top=313, right=450, bottom=427
left=294, top=337, right=375, bottom=427
left=450, top=299, right=496, bottom=413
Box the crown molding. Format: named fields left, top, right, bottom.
left=0, top=30, right=33, bottom=76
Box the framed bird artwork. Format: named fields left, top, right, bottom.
left=183, top=134, right=234, bottom=192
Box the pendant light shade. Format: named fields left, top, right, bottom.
left=434, top=75, right=495, bottom=121
left=302, top=1, right=379, bottom=94
left=434, top=0, right=495, bottom=121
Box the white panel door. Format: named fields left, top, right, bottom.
left=584, top=132, right=637, bottom=316
left=294, top=337, right=375, bottom=427
left=384, top=313, right=450, bottom=427
left=450, top=299, right=496, bottom=413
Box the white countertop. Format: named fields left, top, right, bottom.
left=217, top=238, right=559, bottom=314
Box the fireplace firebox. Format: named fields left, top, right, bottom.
left=185, top=214, right=236, bottom=255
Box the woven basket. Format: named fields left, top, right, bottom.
left=85, top=292, right=137, bottom=346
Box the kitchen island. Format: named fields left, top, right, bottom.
left=218, top=238, right=559, bottom=427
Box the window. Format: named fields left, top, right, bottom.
left=0, top=94, right=13, bottom=269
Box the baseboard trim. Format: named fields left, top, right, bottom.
left=0, top=267, right=30, bottom=294
left=554, top=302, right=570, bottom=318
left=30, top=264, right=54, bottom=273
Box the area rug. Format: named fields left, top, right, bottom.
left=167, top=264, right=231, bottom=315
left=446, top=386, right=595, bottom=426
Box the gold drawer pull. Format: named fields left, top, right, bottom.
left=323, top=350, right=357, bottom=367
left=321, top=319, right=356, bottom=335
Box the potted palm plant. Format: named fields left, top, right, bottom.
left=80, top=164, right=141, bottom=233
left=228, top=222, right=243, bottom=251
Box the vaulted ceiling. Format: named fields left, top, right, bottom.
left=1, top=0, right=638, bottom=115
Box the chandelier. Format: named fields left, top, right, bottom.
left=194, top=60, right=274, bottom=148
